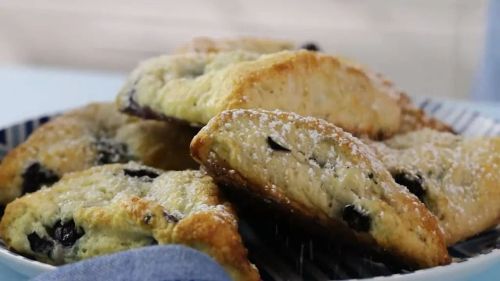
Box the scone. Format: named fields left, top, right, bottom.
left=175, top=36, right=295, bottom=54
left=176, top=37, right=450, bottom=135
left=0, top=103, right=198, bottom=208
left=0, top=163, right=259, bottom=281
left=117, top=50, right=406, bottom=139
left=368, top=129, right=500, bottom=245
left=190, top=109, right=450, bottom=268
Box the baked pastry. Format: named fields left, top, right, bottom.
left=0, top=162, right=259, bottom=281
left=190, top=109, right=450, bottom=268
left=117, top=50, right=405, bottom=139
left=368, top=129, right=500, bottom=245
left=174, top=37, right=450, bottom=134
left=0, top=103, right=198, bottom=208
left=174, top=36, right=295, bottom=54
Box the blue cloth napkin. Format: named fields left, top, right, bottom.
left=31, top=245, right=231, bottom=281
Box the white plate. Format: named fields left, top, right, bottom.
left=0, top=242, right=55, bottom=278
left=363, top=249, right=500, bottom=281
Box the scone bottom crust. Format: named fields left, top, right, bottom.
left=119, top=87, right=203, bottom=128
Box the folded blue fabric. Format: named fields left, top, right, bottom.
left=31, top=245, right=231, bottom=281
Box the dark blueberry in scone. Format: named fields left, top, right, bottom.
left=393, top=172, right=425, bottom=202
left=27, top=232, right=54, bottom=255
left=123, top=169, right=159, bottom=181
left=191, top=109, right=450, bottom=268
left=21, top=162, right=60, bottom=194
left=48, top=220, right=84, bottom=247
left=300, top=42, right=321, bottom=51
left=266, top=136, right=291, bottom=152
left=342, top=205, right=371, bottom=232
left=163, top=211, right=180, bottom=223
left=95, top=139, right=130, bottom=165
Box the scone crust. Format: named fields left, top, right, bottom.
left=0, top=163, right=259, bottom=281
left=370, top=129, right=500, bottom=244
left=0, top=103, right=198, bottom=206
left=191, top=109, right=450, bottom=268
left=175, top=36, right=295, bottom=54
left=117, top=50, right=403, bottom=139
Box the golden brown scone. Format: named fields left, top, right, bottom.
left=117, top=50, right=405, bottom=139
left=190, top=109, right=450, bottom=268
left=0, top=163, right=259, bottom=281
left=368, top=129, right=500, bottom=245
left=175, top=37, right=450, bottom=135
left=174, top=36, right=295, bottom=54
left=0, top=103, right=198, bottom=208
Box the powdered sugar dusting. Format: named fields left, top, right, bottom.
left=369, top=129, right=500, bottom=243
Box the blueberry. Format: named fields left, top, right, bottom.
left=309, top=153, right=328, bottom=168
left=48, top=220, right=84, bottom=247
left=393, top=172, right=425, bottom=202
left=187, top=67, right=205, bottom=78
left=267, top=137, right=291, bottom=152
left=300, top=42, right=321, bottom=52
left=163, top=211, right=180, bottom=223
left=143, top=214, right=153, bottom=225
left=123, top=169, right=159, bottom=182
left=27, top=232, right=54, bottom=254
left=22, top=163, right=60, bottom=194
left=342, top=205, right=371, bottom=232
left=150, top=238, right=159, bottom=245
left=95, top=139, right=130, bottom=165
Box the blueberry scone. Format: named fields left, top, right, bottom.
left=0, top=103, right=198, bottom=209
left=368, top=129, right=500, bottom=245
left=174, top=36, right=296, bottom=54
left=190, top=109, right=450, bottom=268
left=175, top=37, right=449, bottom=135
left=0, top=163, right=259, bottom=281
left=117, top=50, right=408, bottom=139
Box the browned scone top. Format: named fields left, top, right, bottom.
left=0, top=103, right=198, bottom=207
left=173, top=36, right=452, bottom=136
left=117, top=50, right=406, bottom=139
left=174, top=36, right=295, bottom=54
left=369, top=129, right=500, bottom=245
left=190, top=109, right=450, bottom=268
left=0, top=163, right=259, bottom=281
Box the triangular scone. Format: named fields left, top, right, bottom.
left=190, top=109, right=450, bottom=268
left=0, top=103, right=198, bottom=209
left=117, top=50, right=405, bottom=139
left=0, top=163, right=259, bottom=281
left=175, top=36, right=295, bottom=54
left=368, top=129, right=500, bottom=245
left=175, top=37, right=452, bottom=135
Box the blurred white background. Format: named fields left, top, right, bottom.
left=0, top=0, right=487, bottom=100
